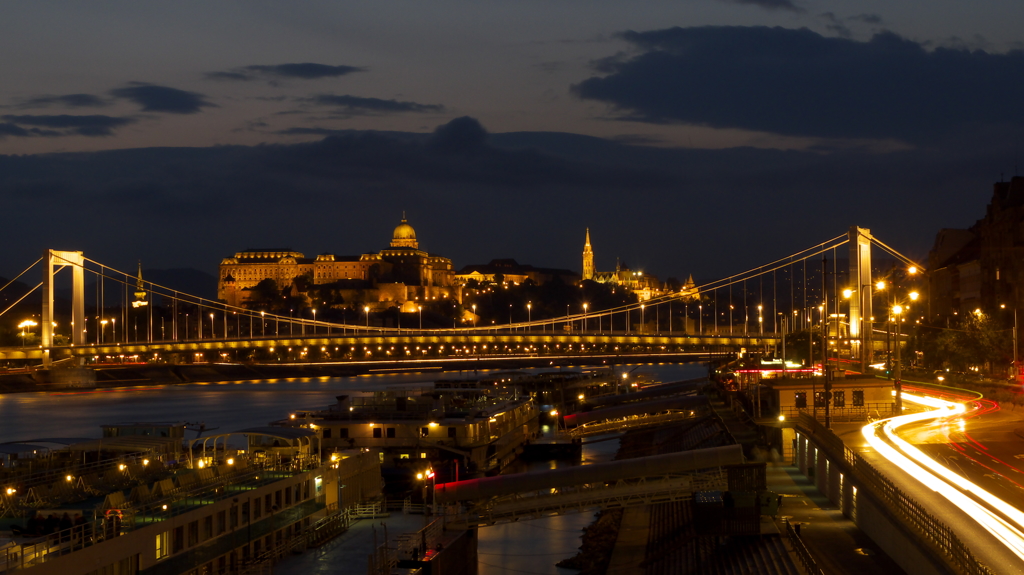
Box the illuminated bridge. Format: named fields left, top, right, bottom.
left=0, top=226, right=923, bottom=368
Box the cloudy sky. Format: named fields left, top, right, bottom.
left=2, top=1, right=1023, bottom=285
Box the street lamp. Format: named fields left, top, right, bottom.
left=527, top=302, right=532, bottom=326
left=364, top=306, right=370, bottom=329
left=312, top=309, right=317, bottom=335
left=583, top=303, right=588, bottom=332
left=472, top=304, right=477, bottom=328
left=893, top=304, right=904, bottom=413
left=640, top=303, right=644, bottom=333
left=698, top=304, right=703, bottom=334
left=209, top=313, right=215, bottom=339
left=418, top=305, right=423, bottom=330
left=18, top=320, right=37, bottom=347
left=101, top=319, right=108, bottom=343
left=757, top=305, right=763, bottom=335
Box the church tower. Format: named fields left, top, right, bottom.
left=583, top=228, right=594, bottom=280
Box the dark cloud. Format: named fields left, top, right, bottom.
left=818, top=13, right=851, bottom=38
left=205, top=71, right=253, bottom=81
left=111, top=83, right=216, bottom=114
left=0, top=114, right=133, bottom=137
left=306, top=94, right=444, bottom=115
left=207, top=63, right=365, bottom=81
left=849, top=13, right=883, bottom=25
left=0, top=123, right=32, bottom=137
left=723, top=0, right=802, bottom=12
left=0, top=117, right=1014, bottom=282
left=572, top=26, right=1024, bottom=143
left=17, top=93, right=108, bottom=109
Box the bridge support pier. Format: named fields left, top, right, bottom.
left=849, top=227, right=873, bottom=374
left=41, top=250, right=85, bottom=368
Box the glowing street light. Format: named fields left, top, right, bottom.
left=100, top=319, right=108, bottom=344
left=757, top=305, right=763, bottom=335
left=583, top=303, right=588, bottom=332
left=364, top=306, right=370, bottom=329
left=209, top=313, right=215, bottom=339
left=418, top=305, right=423, bottom=330
left=17, top=319, right=37, bottom=347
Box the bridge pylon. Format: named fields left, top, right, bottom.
left=848, top=227, right=873, bottom=374
left=41, top=250, right=85, bottom=367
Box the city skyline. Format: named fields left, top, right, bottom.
left=2, top=2, right=1023, bottom=282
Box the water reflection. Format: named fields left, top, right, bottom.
left=2, top=363, right=704, bottom=442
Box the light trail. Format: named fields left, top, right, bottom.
left=862, top=392, right=1024, bottom=562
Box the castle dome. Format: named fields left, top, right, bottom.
left=393, top=219, right=416, bottom=241
left=390, top=214, right=419, bottom=249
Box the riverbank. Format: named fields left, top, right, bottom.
left=0, top=353, right=714, bottom=394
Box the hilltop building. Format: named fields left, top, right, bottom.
left=927, top=176, right=1024, bottom=316
left=218, top=215, right=460, bottom=311
left=455, top=258, right=579, bottom=286
left=582, top=229, right=666, bottom=301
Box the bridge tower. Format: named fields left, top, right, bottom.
left=848, top=227, right=873, bottom=373
left=41, top=250, right=86, bottom=367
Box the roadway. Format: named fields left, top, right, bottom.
left=831, top=387, right=1024, bottom=574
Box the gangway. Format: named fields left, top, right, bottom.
left=434, top=444, right=743, bottom=528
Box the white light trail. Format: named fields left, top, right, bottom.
left=862, top=393, right=1024, bottom=561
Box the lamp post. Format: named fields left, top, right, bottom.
left=893, top=304, right=904, bottom=413
left=583, top=303, right=588, bottom=332
left=18, top=320, right=37, bottom=347
left=364, top=306, right=370, bottom=330
left=209, top=313, right=215, bottom=339
left=418, top=305, right=423, bottom=330
left=472, top=304, right=477, bottom=328
left=101, top=319, right=108, bottom=343
left=527, top=302, right=532, bottom=326
left=698, top=304, right=703, bottom=334
left=312, top=309, right=316, bottom=335
left=639, top=303, right=644, bottom=334
left=757, top=305, right=763, bottom=334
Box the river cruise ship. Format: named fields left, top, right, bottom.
left=276, top=378, right=540, bottom=477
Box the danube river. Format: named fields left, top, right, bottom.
left=1, top=361, right=707, bottom=575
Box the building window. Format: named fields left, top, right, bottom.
left=156, top=532, right=169, bottom=560
left=833, top=391, right=845, bottom=408
left=448, top=426, right=457, bottom=438
left=323, top=428, right=332, bottom=439
left=794, top=392, right=807, bottom=408
left=814, top=392, right=827, bottom=408
left=188, top=521, right=199, bottom=547
left=853, top=390, right=865, bottom=407
left=420, top=427, right=429, bottom=438
left=373, top=427, right=382, bottom=439
left=386, top=427, right=396, bottom=438
left=253, top=498, right=261, bottom=520
left=202, top=515, right=212, bottom=540
left=338, top=427, right=348, bottom=438
left=172, top=526, right=184, bottom=553
left=216, top=511, right=226, bottom=535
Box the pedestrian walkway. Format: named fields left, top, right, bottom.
left=769, top=464, right=905, bottom=575
left=273, top=512, right=429, bottom=575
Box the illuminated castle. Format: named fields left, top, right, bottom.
left=218, top=215, right=460, bottom=310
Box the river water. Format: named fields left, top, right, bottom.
left=0, top=361, right=707, bottom=574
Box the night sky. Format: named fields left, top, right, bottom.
left=2, top=2, right=1023, bottom=285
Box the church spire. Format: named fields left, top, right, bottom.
left=582, top=228, right=594, bottom=281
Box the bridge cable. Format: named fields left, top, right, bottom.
left=0, top=257, right=43, bottom=296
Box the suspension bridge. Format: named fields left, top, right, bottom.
left=0, top=227, right=924, bottom=368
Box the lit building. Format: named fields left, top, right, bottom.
left=455, top=259, right=579, bottom=286
left=582, top=229, right=665, bottom=301
left=218, top=215, right=460, bottom=310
